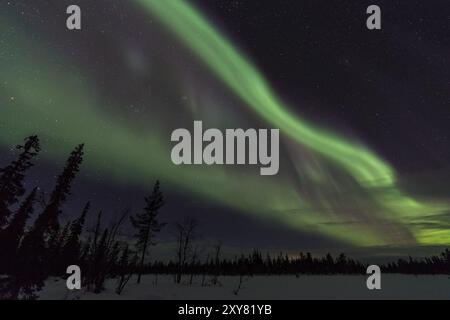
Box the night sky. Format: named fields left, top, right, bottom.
left=1, top=0, right=449, bottom=260
left=195, top=0, right=450, bottom=174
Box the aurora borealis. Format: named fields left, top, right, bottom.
left=1, top=0, right=450, bottom=253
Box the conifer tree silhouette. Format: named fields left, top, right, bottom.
left=61, top=201, right=89, bottom=265
left=47, top=221, right=71, bottom=274
left=0, top=188, right=37, bottom=273
left=130, top=180, right=165, bottom=284
left=115, top=244, right=136, bottom=295
left=32, top=143, right=84, bottom=238
left=11, top=144, right=84, bottom=299
left=0, top=135, right=40, bottom=227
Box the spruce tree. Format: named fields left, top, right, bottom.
left=12, top=144, right=84, bottom=298
left=61, top=202, right=89, bottom=265
left=47, top=221, right=71, bottom=274
left=32, top=143, right=84, bottom=238
left=115, top=245, right=135, bottom=295
left=0, top=135, right=40, bottom=227
left=0, top=188, right=37, bottom=273
left=130, top=180, right=165, bottom=284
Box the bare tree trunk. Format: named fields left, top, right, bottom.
left=137, top=234, right=149, bottom=284
left=201, top=254, right=209, bottom=287
left=174, top=218, right=197, bottom=284
left=176, top=231, right=183, bottom=284
left=189, top=246, right=198, bottom=286
left=211, top=241, right=222, bottom=286
left=116, top=270, right=133, bottom=295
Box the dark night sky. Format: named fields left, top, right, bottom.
left=194, top=0, right=450, bottom=175
left=1, top=0, right=450, bottom=260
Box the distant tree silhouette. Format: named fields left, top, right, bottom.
left=82, top=210, right=127, bottom=293
left=383, top=249, right=450, bottom=274
left=0, top=135, right=40, bottom=227
left=174, top=217, right=198, bottom=284
left=130, top=180, right=165, bottom=284
left=211, top=241, right=222, bottom=286
left=189, top=245, right=200, bottom=286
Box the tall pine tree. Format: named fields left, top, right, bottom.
left=32, top=143, right=84, bottom=238
left=12, top=144, right=84, bottom=298
left=0, top=135, right=40, bottom=227
left=130, top=180, right=165, bottom=284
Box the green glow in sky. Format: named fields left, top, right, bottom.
left=1, top=1, right=449, bottom=247
left=133, top=0, right=450, bottom=245
left=135, top=0, right=394, bottom=188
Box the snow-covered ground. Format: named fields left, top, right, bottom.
left=39, top=274, right=450, bottom=300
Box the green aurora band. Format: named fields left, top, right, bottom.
left=133, top=0, right=450, bottom=245
left=0, top=1, right=449, bottom=246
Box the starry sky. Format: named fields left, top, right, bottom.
left=0, top=0, right=449, bottom=259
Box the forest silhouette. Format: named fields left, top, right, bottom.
left=0, top=135, right=449, bottom=299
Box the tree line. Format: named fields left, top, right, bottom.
left=0, top=135, right=163, bottom=298
left=0, top=135, right=449, bottom=299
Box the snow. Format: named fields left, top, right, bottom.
left=37, top=274, right=450, bottom=300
